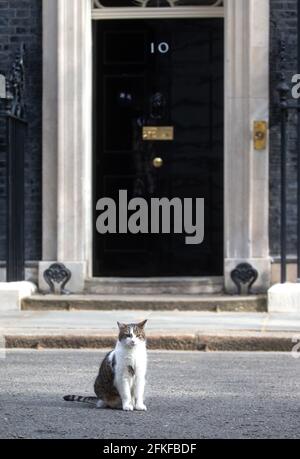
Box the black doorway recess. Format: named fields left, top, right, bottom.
left=93, top=18, right=224, bottom=277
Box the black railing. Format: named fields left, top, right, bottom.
left=277, top=0, right=300, bottom=283
left=0, top=44, right=27, bottom=282
left=298, top=0, right=300, bottom=283
left=277, top=68, right=289, bottom=284
left=6, top=115, right=26, bottom=281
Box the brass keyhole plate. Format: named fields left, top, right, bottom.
left=253, top=121, right=268, bottom=150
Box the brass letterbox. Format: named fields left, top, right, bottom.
left=143, top=126, right=174, bottom=141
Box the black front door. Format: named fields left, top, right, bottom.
left=93, top=18, right=224, bottom=277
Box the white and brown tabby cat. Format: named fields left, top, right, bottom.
left=64, top=320, right=148, bottom=411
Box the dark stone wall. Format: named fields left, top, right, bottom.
left=270, top=0, right=298, bottom=257
left=0, top=0, right=42, bottom=262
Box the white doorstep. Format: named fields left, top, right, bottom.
left=268, top=283, right=300, bottom=313
left=0, top=282, right=37, bottom=312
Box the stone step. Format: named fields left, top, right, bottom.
left=84, top=277, right=224, bottom=295
left=22, top=294, right=267, bottom=312
left=5, top=333, right=292, bottom=352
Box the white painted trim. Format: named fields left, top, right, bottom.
left=56, top=0, right=92, bottom=268
left=224, top=0, right=271, bottom=293
left=42, top=0, right=58, bottom=260
left=92, top=7, right=225, bottom=19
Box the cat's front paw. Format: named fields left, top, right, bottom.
left=135, top=402, right=147, bottom=411
left=122, top=402, right=134, bottom=412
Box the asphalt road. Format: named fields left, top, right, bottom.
left=0, top=350, right=299, bottom=439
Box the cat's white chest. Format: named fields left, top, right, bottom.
left=129, top=348, right=146, bottom=373
left=114, top=344, right=147, bottom=377
left=112, top=331, right=148, bottom=411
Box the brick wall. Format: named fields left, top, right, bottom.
left=0, top=0, right=42, bottom=262
left=270, top=0, right=298, bottom=257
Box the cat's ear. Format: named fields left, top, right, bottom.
left=117, top=322, right=126, bottom=330
left=137, top=320, right=148, bottom=329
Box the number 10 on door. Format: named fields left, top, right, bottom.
left=150, top=42, right=170, bottom=54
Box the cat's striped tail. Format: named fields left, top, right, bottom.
left=63, top=395, right=98, bottom=405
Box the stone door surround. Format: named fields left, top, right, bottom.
left=42, top=0, right=270, bottom=293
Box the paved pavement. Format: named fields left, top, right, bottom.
left=0, top=350, right=299, bottom=439
left=1, top=310, right=300, bottom=335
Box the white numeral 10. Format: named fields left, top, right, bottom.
left=151, top=42, right=170, bottom=54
